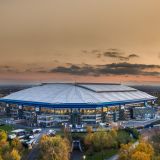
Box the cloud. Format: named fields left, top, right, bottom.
left=50, top=63, right=160, bottom=76
left=91, top=49, right=100, bottom=53
left=1, top=62, right=159, bottom=77
left=82, top=49, right=140, bottom=60
left=103, top=49, right=139, bottom=61
left=0, top=66, right=18, bottom=73
left=104, top=51, right=129, bottom=61
left=51, top=64, right=97, bottom=76
left=128, top=54, right=139, bottom=58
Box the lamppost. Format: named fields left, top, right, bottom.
left=83, top=155, right=86, bottom=160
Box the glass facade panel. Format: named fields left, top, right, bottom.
left=54, top=108, right=70, bottom=115
left=41, top=107, right=54, bottom=114
left=96, top=107, right=102, bottom=114
left=23, top=106, right=35, bottom=111
left=80, top=108, right=96, bottom=115
left=9, top=103, right=19, bottom=108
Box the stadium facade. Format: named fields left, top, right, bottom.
left=0, top=83, right=157, bottom=127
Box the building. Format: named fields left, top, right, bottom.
left=0, top=83, right=157, bottom=127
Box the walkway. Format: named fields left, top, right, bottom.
left=106, top=154, right=119, bottom=160
left=105, top=141, right=139, bottom=160
left=71, top=150, right=83, bottom=160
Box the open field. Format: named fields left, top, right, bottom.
left=86, top=149, right=118, bottom=160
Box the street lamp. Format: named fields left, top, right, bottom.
left=83, top=155, right=86, bottom=160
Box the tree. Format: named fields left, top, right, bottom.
left=39, top=135, right=71, bottom=160
left=11, top=138, right=23, bottom=153
left=134, top=142, right=154, bottom=159
left=4, top=149, right=21, bottom=160
left=125, top=128, right=140, bottom=139
left=84, top=132, right=93, bottom=146
left=119, top=143, right=133, bottom=160
left=84, top=128, right=118, bottom=153
left=0, top=155, right=3, bottom=160
left=117, top=130, right=132, bottom=146
left=0, top=130, right=24, bottom=160
left=86, top=126, right=93, bottom=134
left=150, top=130, right=160, bottom=155
left=119, top=141, right=154, bottom=160
left=131, top=151, right=150, bottom=160
left=0, top=130, right=7, bottom=142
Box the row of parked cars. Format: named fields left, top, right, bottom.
left=8, top=128, right=42, bottom=148
left=8, top=128, right=57, bottom=148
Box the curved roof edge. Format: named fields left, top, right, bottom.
left=0, top=97, right=157, bottom=108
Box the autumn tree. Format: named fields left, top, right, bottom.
left=134, top=141, right=154, bottom=159
left=39, top=135, right=71, bottom=160
left=11, top=138, right=23, bottom=153
left=4, top=149, right=21, bottom=160
left=0, top=155, right=3, bottom=160
left=131, top=151, right=150, bottom=160
left=86, top=126, right=93, bottom=134
left=119, top=143, right=133, bottom=160
left=0, top=130, right=23, bottom=160
left=0, top=130, right=7, bottom=142
left=119, top=141, right=154, bottom=160
left=0, top=130, right=10, bottom=159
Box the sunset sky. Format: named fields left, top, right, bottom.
left=0, top=0, right=160, bottom=84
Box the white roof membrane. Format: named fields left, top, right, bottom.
left=1, top=83, right=156, bottom=104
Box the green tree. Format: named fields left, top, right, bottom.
left=117, top=130, right=132, bottom=146
left=84, top=128, right=118, bottom=153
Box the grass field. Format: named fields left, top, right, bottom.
left=0, top=124, right=14, bottom=133
left=86, top=149, right=118, bottom=160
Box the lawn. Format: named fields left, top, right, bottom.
left=86, top=149, right=118, bottom=160
left=0, top=124, right=14, bottom=133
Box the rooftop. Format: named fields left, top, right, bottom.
left=0, top=83, right=156, bottom=106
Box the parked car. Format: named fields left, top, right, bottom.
left=31, top=128, right=42, bottom=134
left=8, top=129, right=26, bottom=140
left=47, top=129, right=56, bottom=136
left=21, top=138, right=36, bottom=148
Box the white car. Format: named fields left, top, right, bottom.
left=8, top=129, right=26, bottom=140
left=32, top=128, right=42, bottom=134
left=47, top=129, right=56, bottom=135
left=8, top=134, right=16, bottom=139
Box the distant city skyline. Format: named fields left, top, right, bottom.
left=0, top=0, right=160, bottom=84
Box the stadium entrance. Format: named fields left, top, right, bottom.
left=71, top=112, right=81, bottom=126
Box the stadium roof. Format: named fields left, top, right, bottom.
left=0, top=83, right=156, bottom=107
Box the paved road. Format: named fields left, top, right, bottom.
left=106, top=154, right=119, bottom=160
left=24, top=147, right=39, bottom=160
left=71, top=150, right=83, bottom=160
left=23, top=129, right=49, bottom=160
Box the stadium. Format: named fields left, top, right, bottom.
left=0, top=83, right=157, bottom=127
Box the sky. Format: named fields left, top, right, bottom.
left=0, top=0, right=160, bottom=84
